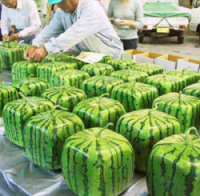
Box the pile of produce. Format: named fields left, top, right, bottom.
left=0, top=82, right=19, bottom=116
left=0, top=41, right=29, bottom=69
left=82, top=76, right=124, bottom=98
left=12, top=61, right=41, bottom=81
left=165, top=68, right=200, bottom=85
left=37, top=62, right=78, bottom=82
left=107, top=58, right=136, bottom=70
left=24, top=106, right=85, bottom=170
left=111, top=69, right=148, bottom=83
left=2, top=50, right=200, bottom=196
left=111, top=82, right=159, bottom=112
left=153, top=92, right=200, bottom=132
left=42, top=85, right=86, bottom=112
left=147, top=127, right=200, bottom=196
left=13, top=77, right=49, bottom=97
left=145, top=74, right=185, bottom=95
left=73, top=95, right=126, bottom=129
left=183, top=83, right=200, bottom=98
left=62, top=125, right=134, bottom=196
left=50, top=69, right=90, bottom=88
left=131, top=62, right=164, bottom=76
left=3, top=96, right=54, bottom=147
left=43, top=53, right=84, bottom=69
left=116, top=108, right=181, bottom=173
left=81, top=63, right=114, bottom=76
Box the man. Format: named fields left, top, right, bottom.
left=1, top=0, right=41, bottom=43
left=25, top=0, right=124, bottom=62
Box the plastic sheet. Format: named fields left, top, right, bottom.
left=0, top=119, right=148, bottom=196
left=144, top=2, right=191, bottom=18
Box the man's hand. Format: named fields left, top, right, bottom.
left=29, top=45, right=48, bottom=62
left=3, top=34, right=9, bottom=41
left=9, top=33, right=19, bottom=41
left=24, top=46, right=38, bottom=60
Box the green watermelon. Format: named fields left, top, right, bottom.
left=12, top=61, right=41, bottom=81
left=0, top=41, right=29, bottom=70
left=0, top=82, right=19, bottom=116
left=37, top=62, right=78, bottom=82
left=13, top=77, right=49, bottom=97
left=147, top=127, right=200, bottom=196
left=82, top=76, right=124, bottom=98
left=43, top=53, right=84, bottom=69
left=81, top=63, right=114, bottom=76
left=42, top=85, right=86, bottom=112
left=73, top=96, right=126, bottom=129
left=111, top=70, right=148, bottom=83
left=131, top=62, right=164, bottom=76
left=3, top=96, right=54, bottom=147
left=111, top=82, right=159, bottom=112
left=62, top=125, right=134, bottom=196
left=153, top=92, right=200, bottom=132
left=116, top=108, right=181, bottom=173
left=165, top=68, right=200, bottom=86
left=50, top=69, right=90, bottom=88
left=107, top=58, right=136, bottom=70
left=183, top=83, right=200, bottom=98
left=99, top=56, right=113, bottom=63
left=145, top=74, right=186, bottom=95
left=24, top=107, right=85, bottom=170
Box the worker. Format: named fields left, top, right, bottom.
left=1, top=0, right=41, bottom=44
left=25, top=0, right=124, bottom=62
left=47, top=4, right=58, bottom=24
left=108, top=0, right=143, bottom=50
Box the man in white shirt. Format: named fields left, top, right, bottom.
left=25, top=0, right=123, bottom=62
left=1, top=0, right=41, bottom=43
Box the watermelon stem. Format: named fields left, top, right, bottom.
left=50, top=105, right=68, bottom=115
left=185, top=127, right=200, bottom=145
left=163, top=72, right=167, bottom=80
left=96, top=123, right=114, bottom=137
left=182, top=66, right=190, bottom=76
left=148, top=104, right=159, bottom=118
left=19, top=92, right=28, bottom=103
left=98, top=93, right=109, bottom=104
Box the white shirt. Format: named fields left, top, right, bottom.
left=1, top=0, right=41, bottom=38
left=33, top=0, right=123, bottom=58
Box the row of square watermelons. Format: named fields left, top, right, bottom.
left=1, top=54, right=200, bottom=196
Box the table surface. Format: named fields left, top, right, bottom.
left=0, top=119, right=148, bottom=196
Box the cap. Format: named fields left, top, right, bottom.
left=48, top=0, right=62, bottom=5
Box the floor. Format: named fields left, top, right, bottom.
left=138, top=34, right=200, bottom=60
left=0, top=34, right=200, bottom=83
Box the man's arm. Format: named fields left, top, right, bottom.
left=18, top=1, right=41, bottom=38
left=44, top=2, right=109, bottom=54
left=32, top=9, right=64, bottom=47
left=1, top=6, right=10, bottom=37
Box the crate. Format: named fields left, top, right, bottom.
left=155, top=55, right=186, bottom=70
left=177, top=58, right=200, bottom=72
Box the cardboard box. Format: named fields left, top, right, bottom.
left=124, top=49, right=144, bottom=60
left=155, top=55, right=186, bottom=71
left=177, top=58, right=200, bottom=72
left=136, top=52, right=163, bottom=64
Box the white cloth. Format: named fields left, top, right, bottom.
left=1, top=0, right=41, bottom=38
left=32, top=0, right=123, bottom=58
